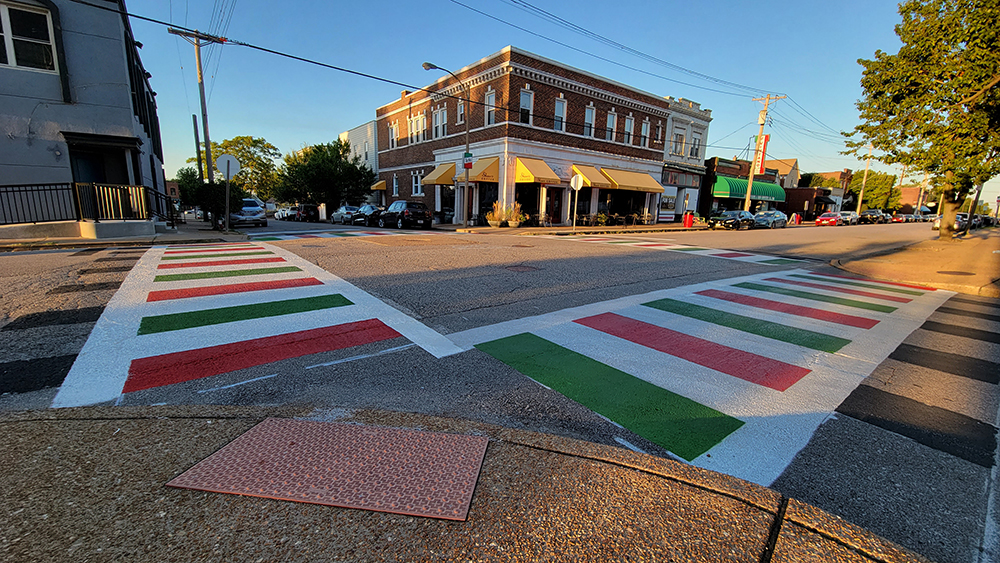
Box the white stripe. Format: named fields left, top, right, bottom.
left=197, top=373, right=279, bottom=393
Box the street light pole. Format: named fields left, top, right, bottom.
left=424, top=62, right=470, bottom=228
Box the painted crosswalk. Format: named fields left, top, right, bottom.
left=448, top=268, right=952, bottom=486
left=548, top=235, right=808, bottom=265
left=52, top=241, right=462, bottom=408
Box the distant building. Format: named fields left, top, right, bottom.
left=763, top=158, right=800, bottom=190
left=0, top=0, right=164, bottom=190
left=338, top=121, right=378, bottom=175
left=699, top=157, right=784, bottom=216
left=373, top=46, right=712, bottom=225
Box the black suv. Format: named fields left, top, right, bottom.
left=378, top=200, right=433, bottom=229
left=708, top=210, right=755, bottom=230
left=859, top=209, right=886, bottom=224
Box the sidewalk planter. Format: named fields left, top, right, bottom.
left=488, top=220, right=501, bottom=228
left=508, top=221, right=520, bottom=228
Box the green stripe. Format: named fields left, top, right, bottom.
left=153, top=266, right=302, bottom=282
left=789, top=274, right=924, bottom=296
left=734, top=282, right=897, bottom=313
left=332, top=233, right=360, bottom=237
left=137, top=294, right=353, bottom=335
left=160, top=251, right=273, bottom=260
left=671, top=247, right=708, bottom=252
left=476, top=333, right=743, bottom=460
left=607, top=241, right=637, bottom=244
left=759, top=258, right=802, bottom=265
left=643, top=298, right=851, bottom=353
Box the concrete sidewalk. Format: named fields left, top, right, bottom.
left=0, top=405, right=930, bottom=562
left=837, top=227, right=1000, bottom=298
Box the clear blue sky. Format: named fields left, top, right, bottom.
left=126, top=0, right=999, bottom=208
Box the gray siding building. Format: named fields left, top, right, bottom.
left=0, top=0, right=164, bottom=191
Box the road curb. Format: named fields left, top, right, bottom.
left=831, top=259, right=1000, bottom=298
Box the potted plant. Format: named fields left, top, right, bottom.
left=486, top=201, right=503, bottom=228
left=506, top=202, right=525, bottom=227
left=596, top=212, right=608, bottom=226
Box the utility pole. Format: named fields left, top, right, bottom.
left=169, top=28, right=227, bottom=185
left=857, top=144, right=872, bottom=212
left=192, top=114, right=204, bottom=184
left=917, top=171, right=929, bottom=216
left=743, top=94, right=785, bottom=212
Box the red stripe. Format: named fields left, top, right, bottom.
left=157, top=257, right=287, bottom=269
left=763, top=277, right=912, bottom=303
left=807, top=272, right=935, bottom=291
left=712, top=252, right=753, bottom=258
left=167, top=242, right=254, bottom=249
left=146, top=277, right=323, bottom=302
left=124, top=319, right=401, bottom=393
left=575, top=313, right=810, bottom=391
left=696, top=289, right=879, bottom=329
left=164, top=247, right=265, bottom=255
left=635, top=243, right=676, bottom=247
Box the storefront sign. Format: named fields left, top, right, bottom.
left=752, top=134, right=770, bottom=175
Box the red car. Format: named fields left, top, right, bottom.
left=891, top=214, right=907, bottom=223
left=815, top=212, right=844, bottom=226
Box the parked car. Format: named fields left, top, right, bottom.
left=352, top=204, right=384, bottom=226
left=815, top=212, right=844, bottom=226
left=708, top=210, right=755, bottom=230
left=859, top=209, right=887, bottom=224
left=295, top=204, right=320, bottom=222
left=378, top=200, right=433, bottom=229
left=330, top=205, right=360, bottom=225
left=228, top=198, right=267, bottom=227
left=890, top=214, right=907, bottom=223
left=754, top=210, right=788, bottom=229
left=838, top=211, right=859, bottom=225
left=274, top=207, right=291, bottom=220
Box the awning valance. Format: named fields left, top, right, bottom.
left=423, top=163, right=455, bottom=185
left=371, top=180, right=386, bottom=191
left=815, top=196, right=837, bottom=204
left=571, top=164, right=612, bottom=188
left=515, top=157, right=560, bottom=184
left=599, top=167, right=664, bottom=193
left=459, top=157, right=500, bottom=183
left=711, top=176, right=786, bottom=202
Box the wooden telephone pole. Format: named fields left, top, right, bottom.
left=856, top=144, right=873, bottom=212
left=743, top=94, right=785, bottom=212
left=169, top=28, right=227, bottom=184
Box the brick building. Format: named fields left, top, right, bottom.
left=699, top=157, right=783, bottom=217
left=373, top=46, right=712, bottom=225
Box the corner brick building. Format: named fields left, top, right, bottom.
left=372, top=46, right=711, bottom=225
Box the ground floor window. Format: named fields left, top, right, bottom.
left=515, top=183, right=540, bottom=224
left=598, top=188, right=647, bottom=217
left=572, top=187, right=591, bottom=218
left=477, top=182, right=498, bottom=226
left=438, top=185, right=455, bottom=223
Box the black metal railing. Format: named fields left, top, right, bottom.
left=1, top=183, right=176, bottom=227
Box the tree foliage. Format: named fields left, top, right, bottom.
left=170, top=166, right=200, bottom=207
left=847, top=171, right=899, bottom=211
left=799, top=173, right=842, bottom=189
left=276, top=139, right=376, bottom=209
left=844, top=0, right=1000, bottom=236
left=187, top=136, right=281, bottom=201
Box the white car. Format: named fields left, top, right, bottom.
left=838, top=211, right=859, bottom=225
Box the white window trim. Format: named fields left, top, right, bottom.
left=606, top=111, right=617, bottom=142
left=584, top=104, right=595, bottom=138
left=388, top=122, right=398, bottom=149
left=412, top=173, right=423, bottom=196
left=672, top=130, right=686, bottom=155
left=392, top=175, right=399, bottom=196
left=456, top=99, right=465, bottom=125
left=485, top=89, right=496, bottom=126
left=690, top=134, right=702, bottom=158
left=519, top=88, right=533, bottom=126
left=0, top=3, right=59, bottom=74
left=641, top=120, right=650, bottom=148
left=553, top=97, right=566, bottom=132
left=624, top=115, right=634, bottom=145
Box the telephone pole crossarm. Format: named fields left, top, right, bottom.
left=742, top=94, right=786, bottom=212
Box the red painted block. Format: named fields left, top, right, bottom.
left=157, top=257, right=287, bottom=269
left=125, top=319, right=402, bottom=392
left=164, top=247, right=265, bottom=255
left=763, top=278, right=912, bottom=303
left=146, top=277, right=323, bottom=302
left=575, top=313, right=810, bottom=391
left=696, top=289, right=879, bottom=329
left=807, top=272, right=935, bottom=291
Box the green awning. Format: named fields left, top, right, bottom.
left=711, top=177, right=786, bottom=203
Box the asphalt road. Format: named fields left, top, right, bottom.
left=0, top=222, right=995, bottom=563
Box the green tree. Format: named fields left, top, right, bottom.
left=276, top=139, right=376, bottom=209
left=847, top=171, right=898, bottom=211
left=800, top=173, right=841, bottom=189
left=171, top=166, right=200, bottom=206
left=191, top=181, right=246, bottom=230
left=844, top=0, right=1000, bottom=237
left=188, top=136, right=281, bottom=201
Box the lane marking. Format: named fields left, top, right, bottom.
left=147, top=278, right=323, bottom=302
left=153, top=266, right=302, bottom=282
left=763, top=277, right=912, bottom=303
left=575, top=312, right=812, bottom=392
left=157, top=257, right=287, bottom=269
left=734, top=282, right=898, bottom=313
left=196, top=373, right=279, bottom=393
left=695, top=289, right=879, bottom=329
left=137, top=294, right=353, bottom=335
left=160, top=251, right=273, bottom=260
left=124, top=319, right=402, bottom=393
left=788, top=273, right=925, bottom=296
left=304, top=343, right=416, bottom=369
left=807, top=271, right=937, bottom=291
left=163, top=246, right=265, bottom=255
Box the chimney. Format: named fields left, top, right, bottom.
left=401, top=90, right=410, bottom=99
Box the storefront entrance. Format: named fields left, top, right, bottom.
left=545, top=187, right=564, bottom=225
left=515, top=183, right=540, bottom=224
left=477, top=183, right=498, bottom=226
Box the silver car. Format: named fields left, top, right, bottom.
left=229, top=198, right=267, bottom=227
left=838, top=211, right=859, bottom=225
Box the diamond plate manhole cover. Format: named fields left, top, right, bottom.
left=936, top=271, right=975, bottom=276
left=506, top=265, right=539, bottom=272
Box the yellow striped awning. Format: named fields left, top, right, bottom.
left=514, top=157, right=560, bottom=184
left=422, top=162, right=455, bottom=185
left=371, top=180, right=386, bottom=191
left=599, top=167, right=664, bottom=193
left=571, top=164, right=612, bottom=188
left=459, top=157, right=500, bottom=183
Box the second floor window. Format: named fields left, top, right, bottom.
left=388, top=123, right=398, bottom=149
left=0, top=4, right=57, bottom=71
left=606, top=113, right=617, bottom=141
left=655, top=124, right=662, bottom=143
left=457, top=99, right=465, bottom=124
left=412, top=174, right=423, bottom=196
left=519, top=90, right=533, bottom=125
left=640, top=121, right=650, bottom=148
left=553, top=98, right=566, bottom=132
left=485, top=91, right=496, bottom=125
left=432, top=108, right=447, bottom=139
left=673, top=133, right=686, bottom=155
left=364, top=141, right=369, bottom=161
left=624, top=116, right=634, bottom=144
left=584, top=106, right=595, bottom=137
left=408, top=114, right=426, bottom=144
left=690, top=135, right=702, bottom=158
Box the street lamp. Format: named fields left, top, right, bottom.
left=423, top=62, right=471, bottom=228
